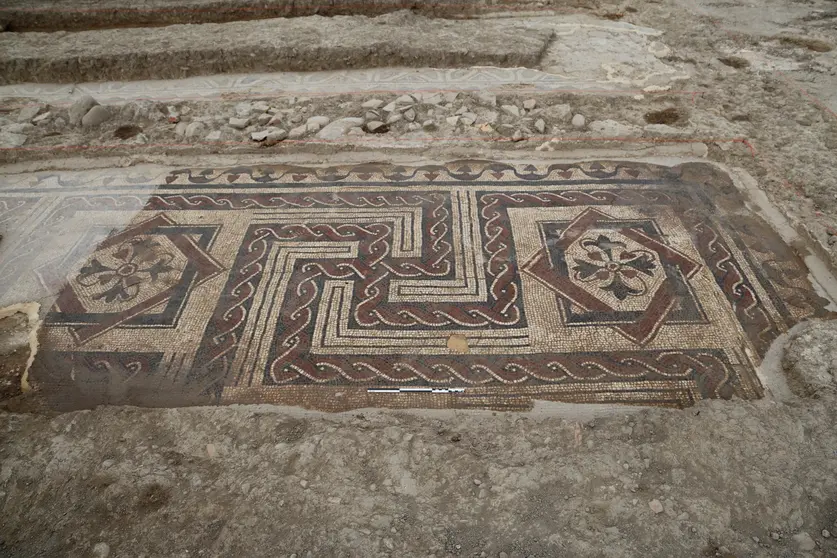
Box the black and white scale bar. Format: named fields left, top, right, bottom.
left=367, top=387, right=465, bottom=394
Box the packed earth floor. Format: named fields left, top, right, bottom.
left=1, top=0, right=837, bottom=557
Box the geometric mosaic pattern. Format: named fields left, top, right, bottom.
left=4, top=161, right=832, bottom=411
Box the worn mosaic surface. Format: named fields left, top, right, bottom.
left=0, top=161, right=831, bottom=410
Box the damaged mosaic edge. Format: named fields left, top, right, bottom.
left=367, top=387, right=466, bottom=394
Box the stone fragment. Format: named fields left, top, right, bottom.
left=386, top=113, right=403, bottom=125
left=348, top=127, right=364, bottom=136
left=571, top=114, right=586, bottom=129
left=288, top=125, right=308, bottom=139
left=535, top=118, right=546, bottom=134
left=205, top=130, right=222, bottom=141
left=782, top=320, right=837, bottom=397
left=444, top=92, right=459, bottom=104
left=422, top=120, right=437, bottom=131
left=403, top=108, right=417, bottom=122
left=165, top=105, right=180, bottom=122
left=306, top=115, right=330, bottom=132
left=475, top=91, right=496, bottom=106
left=185, top=122, right=206, bottom=139
left=53, top=117, right=67, bottom=128
left=32, top=112, right=52, bottom=125
left=364, top=111, right=380, bottom=121
left=316, top=117, right=364, bottom=140
left=250, top=130, right=270, bottom=142
left=460, top=112, right=477, bottom=126
left=17, top=105, right=41, bottom=122
left=256, top=113, right=272, bottom=126
left=267, top=114, right=283, bottom=127
left=446, top=116, right=459, bottom=126
left=823, top=530, right=831, bottom=538
left=365, top=121, right=388, bottom=134
left=511, top=130, right=524, bottom=142
left=383, top=102, right=398, bottom=112
left=792, top=532, right=815, bottom=551
left=542, top=103, right=573, bottom=123
left=264, top=129, right=288, bottom=146
left=92, top=542, right=110, bottom=558
left=395, top=94, right=416, bottom=106
left=362, top=99, right=385, bottom=109
left=228, top=117, right=250, bottom=130
left=523, top=99, right=537, bottom=110
left=0, top=131, right=27, bottom=148
left=422, top=93, right=444, bottom=105
left=69, top=95, right=98, bottom=126
left=174, top=121, right=189, bottom=138
left=455, top=106, right=468, bottom=115
left=252, top=101, right=270, bottom=113
left=407, top=122, right=420, bottom=131
left=81, top=106, right=111, bottom=128
left=234, top=103, right=254, bottom=118
left=649, top=499, right=664, bottom=514
left=501, top=104, right=521, bottom=117
left=481, top=111, right=499, bottom=124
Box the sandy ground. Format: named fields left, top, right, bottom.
left=2, top=325, right=837, bottom=558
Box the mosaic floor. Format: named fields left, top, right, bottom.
left=0, top=161, right=832, bottom=411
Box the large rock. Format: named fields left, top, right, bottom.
left=315, top=117, right=364, bottom=140
left=81, top=105, right=111, bottom=128
left=288, top=125, right=308, bottom=139
left=0, top=131, right=27, bottom=148
left=540, top=103, right=573, bottom=123
left=69, top=95, right=99, bottom=126
left=184, top=121, right=207, bottom=139
left=306, top=115, right=330, bottom=132
left=782, top=320, right=837, bottom=397
left=16, top=105, right=40, bottom=122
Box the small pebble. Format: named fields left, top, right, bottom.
left=792, top=532, right=816, bottom=551
left=649, top=499, right=664, bottom=514
left=362, top=99, right=385, bottom=109
left=501, top=104, right=520, bottom=117
left=228, top=117, right=250, bottom=130
left=365, top=121, right=388, bottom=134
left=572, top=114, right=586, bottom=129
left=92, top=542, right=110, bottom=558
left=81, top=105, right=111, bottom=128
